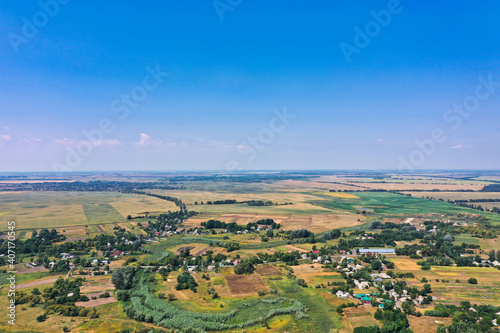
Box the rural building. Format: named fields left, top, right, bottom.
left=335, top=291, right=349, bottom=298
left=358, top=249, right=395, bottom=255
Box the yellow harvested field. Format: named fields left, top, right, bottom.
left=148, top=189, right=322, bottom=205
left=436, top=272, right=459, bottom=276
left=76, top=296, right=117, bottom=308
left=308, top=214, right=364, bottom=232
left=317, top=192, right=359, bottom=199
left=392, top=257, right=421, bottom=271
left=5, top=204, right=87, bottom=230
left=285, top=245, right=310, bottom=253
left=266, top=179, right=361, bottom=192
left=408, top=315, right=452, bottom=333
left=16, top=277, right=61, bottom=289
left=292, top=263, right=327, bottom=276
left=359, top=182, right=486, bottom=191
left=109, top=195, right=178, bottom=217
left=117, top=222, right=132, bottom=231
left=341, top=306, right=380, bottom=333
left=184, top=213, right=363, bottom=233
left=480, top=237, right=500, bottom=251
left=56, top=226, right=87, bottom=236
left=171, top=243, right=217, bottom=256
left=78, top=276, right=115, bottom=294
left=401, top=191, right=500, bottom=201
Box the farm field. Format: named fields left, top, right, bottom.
left=408, top=315, right=452, bottom=333
left=401, top=191, right=500, bottom=201
left=310, top=191, right=500, bottom=221
left=0, top=191, right=176, bottom=231
left=340, top=306, right=380, bottom=332
left=2, top=176, right=499, bottom=233
left=184, top=213, right=365, bottom=233
left=391, top=257, right=500, bottom=306
left=331, top=177, right=491, bottom=192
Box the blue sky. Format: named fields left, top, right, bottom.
left=0, top=1, right=499, bottom=171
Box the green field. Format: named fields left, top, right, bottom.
left=269, top=279, right=342, bottom=332
left=82, top=202, right=124, bottom=224
left=453, top=233, right=481, bottom=245
left=310, top=191, right=500, bottom=222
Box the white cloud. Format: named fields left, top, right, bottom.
left=378, top=138, right=383, bottom=142
left=447, top=144, right=472, bottom=149
left=133, top=134, right=235, bottom=150
left=53, top=138, right=120, bottom=147
left=197, top=138, right=236, bottom=149
left=134, top=133, right=163, bottom=147
left=53, top=138, right=79, bottom=146
left=94, top=139, right=121, bottom=146
left=21, top=138, right=42, bottom=144
left=1, top=134, right=11, bottom=142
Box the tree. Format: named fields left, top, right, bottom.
left=489, top=250, right=496, bottom=261
left=175, top=272, right=198, bottom=292
left=443, top=234, right=454, bottom=242
left=234, top=260, right=255, bottom=275
left=36, top=314, right=47, bottom=322
left=423, top=283, right=432, bottom=294
left=112, top=267, right=137, bottom=290
left=468, top=278, right=478, bottom=285
left=290, top=229, right=312, bottom=239
left=87, top=308, right=98, bottom=318
left=354, top=326, right=380, bottom=333
left=323, top=229, right=341, bottom=240
left=372, top=260, right=382, bottom=271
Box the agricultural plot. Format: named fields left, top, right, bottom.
left=479, top=236, right=500, bottom=251
left=255, top=265, right=283, bottom=277
left=184, top=213, right=364, bottom=233
left=408, top=315, right=452, bottom=333
left=268, top=179, right=362, bottom=192
left=269, top=279, right=342, bottom=332
left=453, top=233, right=480, bottom=246
left=334, top=176, right=491, bottom=191
left=225, top=274, right=269, bottom=296
left=149, top=188, right=336, bottom=215
left=394, top=264, right=500, bottom=306
left=291, top=263, right=342, bottom=285
left=310, top=191, right=500, bottom=221
left=109, top=195, right=177, bottom=217
left=0, top=191, right=179, bottom=231
left=402, top=191, right=500, bottom=201
left=391, top=257, right=422, bottom=271
left=341, top=306, right=380, bottom=332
